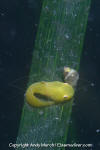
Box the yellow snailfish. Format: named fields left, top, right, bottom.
left=25, top=81, right=74, bottom=107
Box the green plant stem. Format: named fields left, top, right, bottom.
left=16, top=0, right=91, bottom=150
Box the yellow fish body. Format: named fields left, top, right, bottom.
left=25, top=81, right=74, bottom=107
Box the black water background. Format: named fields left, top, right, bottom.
left=0, top=1, right=42, bottom=150
left=0, top=0, right=100, bottom=150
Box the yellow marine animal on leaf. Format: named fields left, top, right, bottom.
left=25, top=67, right=79, bottom=107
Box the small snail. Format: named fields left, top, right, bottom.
left=64, top=67, right=79, bottom=87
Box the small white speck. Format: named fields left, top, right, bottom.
left=65, top=33, right=70, bottom=39
left=96, top=129, right=100, bottom=133
left=38, top=111, right=44, bottom=115
left=55, top=117, right=59, bottom=120
left=90, top=83, right=95, bottom=87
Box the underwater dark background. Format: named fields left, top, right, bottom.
left=0, top=0, right=100, bottom=150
